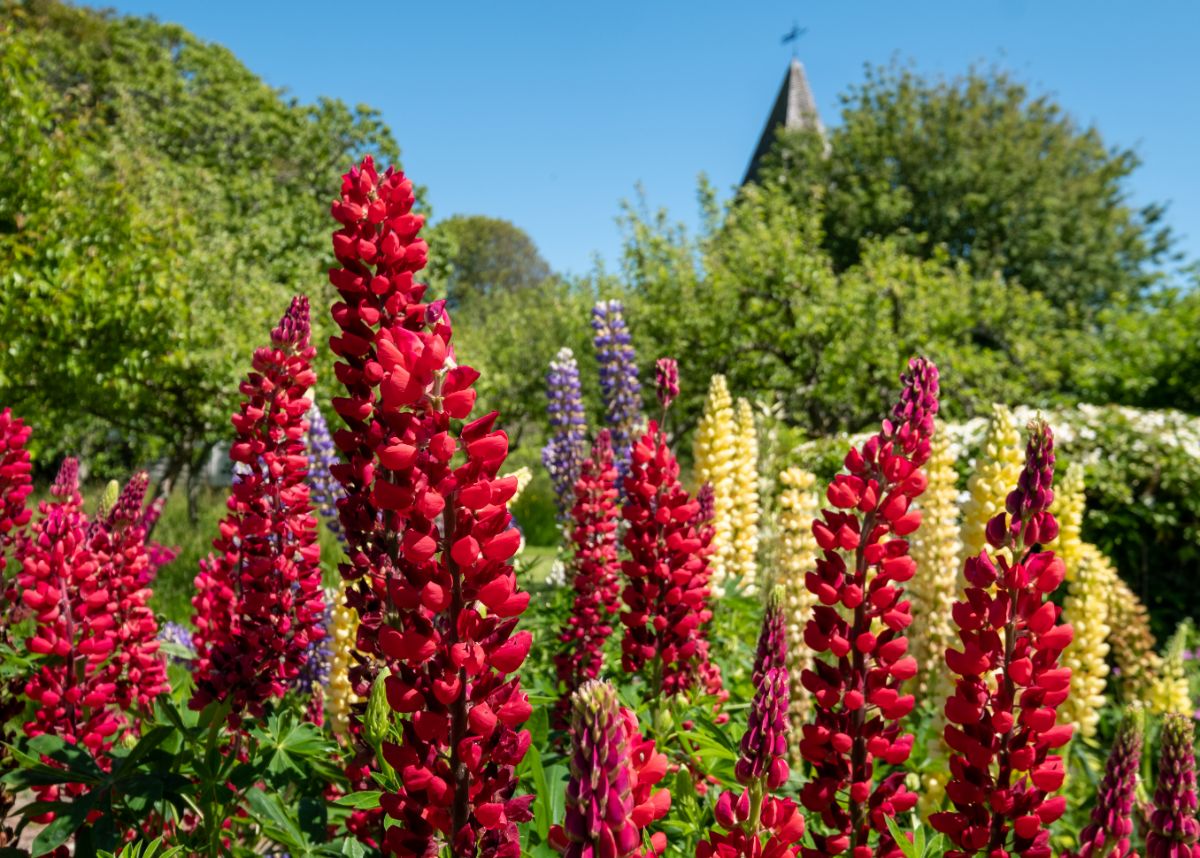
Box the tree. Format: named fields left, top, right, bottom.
left=755, top=63, right=1175, bottom=311
left=433, top=214, right=553, bottom=308
left=0, top=0, right=400, bottom=506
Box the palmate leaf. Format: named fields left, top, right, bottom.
left=31, top=792, right=97, bottom=856
left=245, top=786, right=310, bottom=854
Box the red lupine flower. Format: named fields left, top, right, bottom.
left=797, top=357, right=938, bottom=858
left=190, top=296, right=325, bottom=719
left=90, top=473, right=168, bottom=710
left=700, top=592, right=805, bottom=858
left=326, top=157, right=532, bottom=857
left=1071, top=714, right=1142, bottom=858
left=929, top=419, right=1075, bottom=858
left=0, top=408, right=32, bottom=577
left=555, top=430, right=622, bottom=727
left=1146, top=713, right=1200, bottom=858
left=550, top=680, right=670, bottom=858
left=620, top=418, right=715, bottom=698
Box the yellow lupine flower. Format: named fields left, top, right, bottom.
left=960, top=404, right=1023, bottom=564
left=1107, top=574, right=1164, bottom=704
left=729, top=398, right=761, bottom=595
left=776, top=466, right=820, bottom=765
left=1046, top=463, right=1086, bottom=578
left=908, top=429, right=961, bottom=702
left=693, top=375, right=737, bottom=594
left=327, top=579, right=361, bottom=741
left=1059, top=543, right=1113, bottom=739
left=1149, top=623, right=1192, bottom=716
left=504, top=466, right=533, bottom=505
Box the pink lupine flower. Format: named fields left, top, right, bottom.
left=327, top=157, right=533, bottom=857
left=655, top=358, right=679, bottom=412
left=0, top=408, right=32, bottom=574
left=700, top=593, right=806, bottom=858
left=550, top=680, right=670, bottom=858
left=930, top=420, right=1075, bottom=858
left=555, top=431, right=622, bottom=727
left=1072, top=715, right=1142, bottom=858
left=797, top=358, right=938, bottom=858
left=1146, top=713, right=1200, bottom=858
left=190, top=296, right=324, bottom=718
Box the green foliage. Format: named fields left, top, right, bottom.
left=432, top=214, right=552, bottom=308
left=757, top=62, right=1175, bottom=310
left=0, top=0, right=400, bottom=473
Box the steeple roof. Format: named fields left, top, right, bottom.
left=742, top=59, right=824, bottom=186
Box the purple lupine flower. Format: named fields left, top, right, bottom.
left=736, top=592, right=789, bottom=790
left=1147, top=713, right=1200, bottom=858
left=158, top=621, right=195, bottom=666
left=306, top=404, right=345, bottom=541
left=1076, top=714, right=1143, bottom=858
left=655, top=357, right=679, bottom=412
left=541, top=347, right=588, bottom=519
left=292, top=594, right=333, bottom=724
left=592, top=300, right=642, bottom=478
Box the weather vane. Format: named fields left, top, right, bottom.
left=781, top=21, right=807, bottom=57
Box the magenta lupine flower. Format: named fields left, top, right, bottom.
left=555, top=431, right=622, bottom=727
left=655, top=358, right=679, bottom=412
left=0, top=408, right=32, bottom=576
left=1147, top=713, right=1200, bottom=858
left=592, top=300, right=642, bottom=477
left=1074, top=715, right=1143, bottom=858
left=543, top=347, right=589, bottom=519
left=552, top=679, right=671, bottom=858
left=737, top=594, right=790, bottom=791
left=931, top=421, right=1075, bottom=858
left=695, top=482, right=715, bottom=527
left=797, top=359, right=937, bottom=857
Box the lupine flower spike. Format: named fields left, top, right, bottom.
left=592, top=300, right=642, bottom=479
left=190, top=296, right=325, bottom=718
left=1146, top=713, right=1200, bottom=858
left=1071, top=711, right=1142, bottom=858
left=960, top=404, right=1023, bottom=563
left=620, top=383, right=715, bottom=700
left=930, top=419, right=1075, bottom=858
left=798, top=357, right=938, bottom=858
left=543, top=347, right=589, bottom=519
left=655, top=358, right=679, bottom=414
left=776, top=466, right=820, bottom=763
left=307, top=403, right=346, bottom=540
left=700, top=591, right=806, bottom=858
left=550, top=680, right=670, bottom=858
left=327, top=157, right=533, bottom=856
left=693, top=375, right=737, bottom=595
left=730, top=398, right=761, bottom=596
left=0, top=408, right=32, bottom=584
left=554, top=430, right=622, bottom=727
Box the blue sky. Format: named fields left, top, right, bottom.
left=109, top=1, right=1200, bottom=277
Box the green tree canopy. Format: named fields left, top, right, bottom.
left=0, top=0, right=400, bottom=485
left=433, top=214, right=553, bottom=308
left=756, top=63, right=1175, bottom=311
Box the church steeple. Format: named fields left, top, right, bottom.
left=742, top=59, right=824, bottom=186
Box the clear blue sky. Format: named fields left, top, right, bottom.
left=109, top=0, right=1200, bottom=278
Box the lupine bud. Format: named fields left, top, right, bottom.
left=737, top=594, right=790, bottom=789
left=729, top=398, right=761, bottom=596
left=931, top=419, right=1075, bottom=858
left=799, top=357, right=937, bottom=857
left=1146, top=713, right=1200, bottom=858
left=1073, top=712, right=1142, bottom=858
left=190, top=296, right=325, bottom=719
left=693, top=375, right=737, bottom=595
left=592, top=301, right=642, bottom=480
left=327, top=158, right=532, bottom=857
left=551, top=680, right=670, bottom=858
left=655, top=358, right=679, bottom=412
left=306, top=404, right=346, bottom=541
left=620, top=419, right=716, bottom=699
left=555, top=432, right=622, bottom=727
left=543, top=348, right=589, bottom=519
